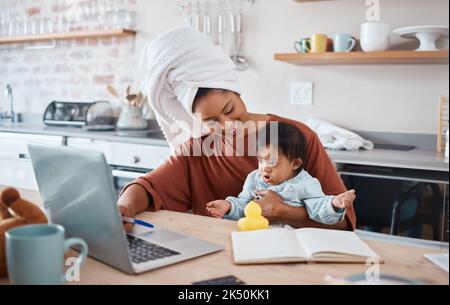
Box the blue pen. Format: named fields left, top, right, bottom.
left=122, top=216, right=154, bottom=229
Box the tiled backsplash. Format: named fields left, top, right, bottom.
left=0, top=0, right=137, bottom=114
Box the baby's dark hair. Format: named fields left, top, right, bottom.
left=260, top=121, right=307, bottom=174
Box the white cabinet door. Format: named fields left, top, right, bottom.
left=0, top=132, right=63, bottom=190
left=108, top=142, right=171, bottom=170
left=66, top=137, right=110, bottom=158
left=0, top=158, right=38, bottom=190
left=66, top=138, right=171, bottom=170
left=0, top=132, right=63, bottom=159
left=0, top=132, right=171, bottom=189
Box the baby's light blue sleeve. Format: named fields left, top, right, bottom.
left=298, top=178, right=345, bottom=225
left=224, top=171, right=257, bottom=221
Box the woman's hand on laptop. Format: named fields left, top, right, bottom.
left=117, top=184, right=151, bottom=232
left=118, top=205, right=135, bottom=232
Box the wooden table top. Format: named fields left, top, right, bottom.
left=1, top=186, right=448, bottom=285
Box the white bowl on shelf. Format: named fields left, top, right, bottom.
left=392, top=26, right=449, bottom=51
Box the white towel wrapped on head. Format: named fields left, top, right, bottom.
left=306, top=118, right=374, bottom=151
left=139, top=26, right=241, bottom=151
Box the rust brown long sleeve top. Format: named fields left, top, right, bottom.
left=122, top=114, right=356, bottom=230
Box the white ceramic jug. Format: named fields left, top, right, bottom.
left=116, top=104, right=148, bottom=130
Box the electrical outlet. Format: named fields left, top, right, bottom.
left=290, top=82, right=313, bottom=106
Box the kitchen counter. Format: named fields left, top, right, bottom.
left=327, top=148, right=449, bottom=172
left=0, top=122, right=169, bottom=146
left=1, top=122, right=448, bottom=173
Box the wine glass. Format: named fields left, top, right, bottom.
left=96, top=0, right=108, bottom=29
left=0, top=10, right=8, bottom=36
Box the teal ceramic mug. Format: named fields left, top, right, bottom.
left=6, top=224, right=88, bottom=285
left=333, top=34, right=356, bottom=52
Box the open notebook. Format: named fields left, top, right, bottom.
left=231, top=227, right=382, bottom=264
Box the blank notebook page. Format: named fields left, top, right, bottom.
left=295, top=228, right=380, bottom=259
left=232, top=228, right=308, bottom=261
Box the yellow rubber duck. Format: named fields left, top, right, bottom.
left=237, top=201, right=269, bottom=231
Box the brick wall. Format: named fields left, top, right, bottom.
left=0, top=0, right=137, bottom=114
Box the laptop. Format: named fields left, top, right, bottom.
left=28, top=143, right=223, bottom=274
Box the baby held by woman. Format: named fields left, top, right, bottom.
left=206, top=121, right=355, bottom=225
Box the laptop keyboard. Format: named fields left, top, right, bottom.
left=127, top=235, right=181, bottom=264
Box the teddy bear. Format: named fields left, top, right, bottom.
left=0, top=187, right=48, bottom=277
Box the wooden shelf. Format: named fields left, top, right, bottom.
left=0, top=29, right=136, bottom=44
left=274, top=51, right=449, bottom=65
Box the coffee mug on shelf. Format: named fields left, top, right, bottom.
left=333, top=34, right=356, bottom=52
left=308, top=33, right=328, bottom=53
left=326, top=38, right=334, bottom=52
left=360, top=22, right=391, bottom=52
left=294, top=37, right=311, bottom=53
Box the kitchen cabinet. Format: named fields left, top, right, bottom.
left=0, top=132, right=63, bottom=159
left=66, top=137, right=171, bottom=170
left=0, top=132, right=172, bottom=191
left=0, top=158, right=38, bottom=190
left=67, top=137, right=171, bottom=194
left=66, top=137, right=110, bottom=158
left=107, top=142, right=171, bottom=170
left=0, top=132, right=64, bottom=190
left=66, top=137, right=171, bottom=193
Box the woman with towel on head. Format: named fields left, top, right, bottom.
left=117, top=27, right=356, bottom=231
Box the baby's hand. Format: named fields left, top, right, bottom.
left=332, top=190, right=356, bottom=211
left=206, top=200, right=231, bottom=219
